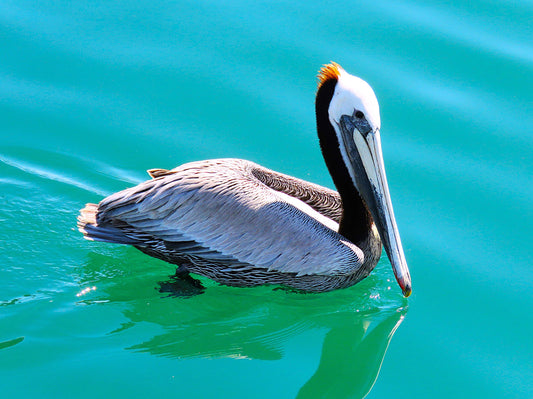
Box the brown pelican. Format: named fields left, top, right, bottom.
left=78, top=62, right=412, bottom=297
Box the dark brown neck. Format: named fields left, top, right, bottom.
left=315, top=78, right=373, bottom=245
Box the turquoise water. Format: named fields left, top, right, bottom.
left=1, top=0, right=532, bottom=397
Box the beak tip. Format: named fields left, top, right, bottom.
left=402, top=282, right=412, bottom=298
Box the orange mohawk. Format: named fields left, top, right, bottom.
left=317, top=62, right=343, bottom=87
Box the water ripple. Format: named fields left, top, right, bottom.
left=378, top=0, right=533, bottom=65
left=0, top=154, right=108, bottom=196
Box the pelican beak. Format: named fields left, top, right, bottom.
left=339, top=112, right=412, bottom=297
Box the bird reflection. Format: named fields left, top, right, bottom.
left=79, top=250, right=407, bottom=398
left=296, top=309, right=404, bottom=398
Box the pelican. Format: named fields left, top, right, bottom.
left=78, top=62, right=412, bottom=297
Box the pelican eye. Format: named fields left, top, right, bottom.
left=355, top=110, right=364, bottom=119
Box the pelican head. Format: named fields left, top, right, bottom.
left=316, top=62, right=412, bottom=297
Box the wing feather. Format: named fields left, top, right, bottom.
left=95, top=159, right=363, bottom=277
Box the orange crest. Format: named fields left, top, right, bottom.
left=317, top=62, right=343, bottom=87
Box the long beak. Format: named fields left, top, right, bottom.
left=339, top=113, right=412, bottom=297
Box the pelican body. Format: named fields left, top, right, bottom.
left=78, top=63, right=412, bottom=296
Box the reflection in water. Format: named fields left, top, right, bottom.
left=80, top=250, right=407, bottom=398
left=296, top=310, right=404, bottom=399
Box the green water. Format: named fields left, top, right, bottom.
left=1, top=1, right=532, bottom=398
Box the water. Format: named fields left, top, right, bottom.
left=1, top=0, right=532, bottom=397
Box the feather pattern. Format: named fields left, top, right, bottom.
left=78, top=159, right=373, bottom=291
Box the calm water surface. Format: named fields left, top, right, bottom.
left=1, top=1, right=532, bottom=398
